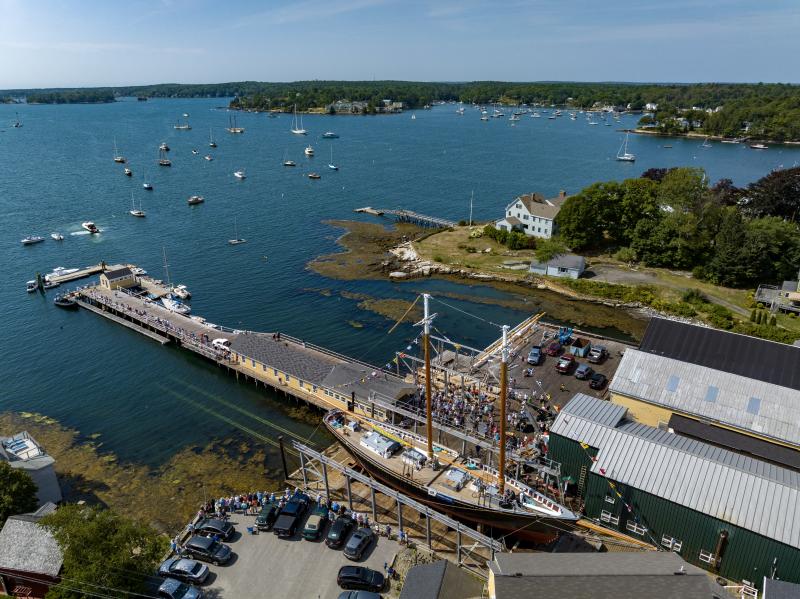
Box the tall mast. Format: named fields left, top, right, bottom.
left=498, top=324, right=509, bottom=492
left=162, top=247, right=171, bottom=288
left=469, top=190, right=474, bottom=227
left=423, top=293, right=434, bottom=460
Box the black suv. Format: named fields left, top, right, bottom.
left=272, top=494, right=310, bottom=538
left=195, top=518, right=235, bottom=541
left=337, top=566, right=385, bottom=592
left=343, top=528, right=374, bottom=561
left=255, top=502, right=280, bottom=531
left=326, top=515, right=354, bottom=549
left=182, top=536, right=232, bottom=566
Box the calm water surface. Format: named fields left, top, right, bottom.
left=1, top=99, right=795, bottom=467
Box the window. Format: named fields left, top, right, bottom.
left=537, top=227, right=542, bottom=233
left=273, top=369, right=278, bottom=376
left=313, top=386, right=318, bottom=393
left=704, top=386, right=719, bottom=403
left=516, top=203, right=522, bottom=209
left=600, top=511, right=619, bottom=525
left=746, top=397, right=761, bottom=415
left=626, top=521, right=647, bottom=535
left=661, top=535, right=683, bottom=552
left=698, top=549, right=715, bottom=564
left=523, top=214, right=529, bottom=220
left=262, top=364, right=267, bottom=371
left=666, top=375, right=680, bottom=392
left=604, top=495, right=616, bottom=504
left=251, top=359, right=255, bottom=367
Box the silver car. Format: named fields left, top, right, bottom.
left=158, top=558, right=209, bottom=585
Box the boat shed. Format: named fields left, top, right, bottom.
left=609, top=318, right=800, bottom=464
left=547, top=394, right=800, bottom=589
left=487, top=552, right=721, bottom=599
left=399, top=559, right=483, bottom=599
left=99, top=266, right=137, bottom=290
left=529, top=253, right=585, bottom=279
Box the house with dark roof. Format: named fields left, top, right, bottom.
left=488, top=552, right=720, bottom=599
left=547, top=393, right=800, bottom=590
left=763, top=577, right=800, bottom=598
left=99, top=266, right=137, bottom=291
left=399, top=560, right=482, bottom=599
left=0, top=504, right=62, bottom=598
left=609, top=317, right=800, bottom=465
left=495, top=191, right=569, bottom=239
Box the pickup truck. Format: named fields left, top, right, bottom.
left=555, top=354, right=575, bottom=374
left=272, top=494, right=310, bottom=538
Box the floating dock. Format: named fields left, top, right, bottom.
left=43, top=263, right=106, bottom=285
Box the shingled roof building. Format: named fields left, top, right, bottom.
left=0, top=504, right=62, bottom=598
left=495, top=191, right=569, bottom=239
left=609, top=318, right=800, bottom=469
left=547, top=394, right=800, bottom=590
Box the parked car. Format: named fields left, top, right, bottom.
left=590, top=373, right=608, bottom=390
left=195, top=518, right=235, bottom=541
left=337, top=591, right=382, bottom=599
left=157, top=578, right=203, bottom=599
left=273, top=493, right=310, bottom=538
left=575, top=363, right=594, bottom=380
left=527, top=346, right=543, bottom=365
left=555, top=354, right=575, bottom=374
left=255, top=502, right=280, bottom=531
left=303, top=504, right=330, bottom=541
left=337, top=566, right=385, bottom=592
left=158, top=558, right=209, bottom=585
left=326, top=515, right=355, bottom=548
left=181, top=536, right=232, bottom=566
left=343, top=527, right=375, bottom=560
left=544, top=341, right=562, bottom=356
left=587, top=345, right=607, bottom=364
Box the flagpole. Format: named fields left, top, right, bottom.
left=498, top=324, right=509, bottom=492
left=424, top=294, right=434, bottom=461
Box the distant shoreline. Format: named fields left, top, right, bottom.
left=629, top=128, right=800, bottom=147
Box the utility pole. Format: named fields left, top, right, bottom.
left=469, top=190, right=474, bottom=227
left=423, top=294, right=434, bottom=461
left=498, top=324, right=509, bottom=492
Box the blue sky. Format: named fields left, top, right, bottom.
left=0, top=0, right=797, bottom=88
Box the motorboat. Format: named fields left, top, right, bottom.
left=45, top=267, right=79, bottom=281
left=124, top=167, right=133, bottom=176
left=204, top=155, right=213, bottom=161
left=53, top=294, right=78, bottom=309
left=234, top=170, right=246, bottom=179
left=172, top=284, right=191, bottom=300
left=130, top=267, right=147, bottom=276
left=26, top=280, right=37, bottom=293
left=81, top=221, right=99, bottom=234
left=143, top=181, right=153, bottom=190
left=159, top=142, right=170, bottom=152
left=308, top=173, right=321, bottom=179
left=749, top=143, right=768, bottom=150
left=161, top=295, right=191, bottom=315
left=50, top=232, right=64, bottom=241
left=322, top=132, right=339, bottom=139
left=191, top=149, right=199, bottom=155
left=304, top=145, right=314, bottom=156
left=187, top=195, right=204, bottom=205
left=21, top=236, right=45, bottom=245
left=480, top=116, right=489, bottom=121
left=283, top=160, right=296, bottom=167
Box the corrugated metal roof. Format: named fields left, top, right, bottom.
left=552, top=394, right=800, bottom=550
left=610, top=349, right=800, bottom=448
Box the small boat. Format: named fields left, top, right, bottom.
left=226, top=114, right=245, bottom=134
left=143, top=180, right=153, bottom=190
left=26, top=280, right=37, bottom=293
left=616, top=133, right=636, bottom=162
left=480, top=116, right=489, bottom=121
left=161, top=295, right=191, bottom=314
left=124, top=167, right=133, bottom=176
left=174, top=116, right=191, bottom=130
left=291, top=104, right=307, bottom=135
left=159, top=142, right=170, bottom=152
left=130, top=267, right=147, bottom=276
left=304, top=145, right=314, bottom=156
left=204, top=155, right=213, bottom=161
left=158, top=148, right=171, bottom=166
left=81, top=221, right=99, bottom=234
left=234, top=170, right=246, bottom=179
left=187, top=195, right=204, bottom=205
left=322, top=131, right=339, bottom=139
left=749, top=143, right=768, bottom=150
left=308, top=173, right=321, bottom=179
left=21, top=236, right=45, bottom=245
left=12, top=112, right=22, bottom=128
left=531, top=112, right=541, bottom=118
left=700, top=137, right=712, bottom=148
left=129, top=193, right=145, bottom=217
left=721, top=138, right=742, bottom=144
left=113, top=139, right=126, bottom=163
left=411, top=114, right=416, bottom=120
left=663, top=145, right=673, bottom=149
left=51, top=232, right=64, bottom=241
left=228, top=217, right=246, bottom=245
left=172, top=284, right=191, bottom=299
left=183, top=113, right=189, bottom=118
left=283, top=159, right=296, bottom=167
left=45, top=267, right=79, bottom=281
left=191, top=149, right=199, bottom=155
left=53, top=294, right=78, bottom=309
left=209, top=128, right=218, bottom=148
left=328, top=146, right=338, bottom=170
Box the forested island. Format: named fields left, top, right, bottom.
left=25, top=89, right=116, bottom=104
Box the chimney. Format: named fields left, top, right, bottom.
left=558, top=190, right=567, bottom=199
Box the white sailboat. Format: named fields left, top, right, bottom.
left=328, top=145, right=338, bottom=170
left=209, top=128, right=217, bottom=148
left=228, top=217, right=246, bottom=245
left=226, top=114, right=244, bottom=134
left=283, top=150, right=296, bottom=167
left=129, top=192, right=145, bottom=217
left=700, top=137, right=712, bottom=148
left=291, top=104, right=307, bottom=135
left=113, top=139, right=126, bottom=163
left=616, top=133, right=636, bottom=162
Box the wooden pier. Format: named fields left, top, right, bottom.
left=358, top=208, right=457, bottom=228
left=43, top=262, right=106, bottom=285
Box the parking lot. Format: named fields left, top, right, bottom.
left=199, top=512, right=400, bottom=599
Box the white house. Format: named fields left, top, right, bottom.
left=645, top=102, right=659, bottom=111
left=495, top=191, right=569, bottom=239
left=529, top=253, right=586, bottom=279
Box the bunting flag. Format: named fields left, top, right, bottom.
left=599, top=467, right=606, bottom=475
left=579, top=442, right=590, bottom=449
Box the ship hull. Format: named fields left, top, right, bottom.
left=326, top=422, right=575, bottom=545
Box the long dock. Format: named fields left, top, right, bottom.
left=362, top=208, right=457, bottom=228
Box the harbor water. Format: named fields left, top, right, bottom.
left=1, top=99, right=796, bottom=468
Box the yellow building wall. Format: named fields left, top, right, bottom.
left=487, top=572, right=497, bottom=599
left=610, top=393, right=674, bottom=427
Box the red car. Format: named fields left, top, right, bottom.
left=555, top=354, right=575, bottom=374
left=544, top=341, right=562, bottom=356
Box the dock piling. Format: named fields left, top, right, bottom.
left=278, top=435, right=289, bottom=480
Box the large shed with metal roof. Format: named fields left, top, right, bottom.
left=547, top=393, right=800, bottom=589
left=609, top=318, right=800, bottom=465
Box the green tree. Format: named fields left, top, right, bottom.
left=42, top=505, right=168, bottom=599
left=554, top=188, right=606, bottom=250
left=770, top=315, right=777, bottom=326
left=741, top=167, right=800, bottom=221
left=534, top=238, right=568, bottom=263
left=0, top=462, right=38, bottom=525
left=750, top=309, right=756, bottom=322
left=705, top=208, right=749, bottom=286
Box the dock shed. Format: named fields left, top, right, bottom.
left=529, top=253, right=585, bottom=279
left=547, top=394, right=800, bottom=589
left=99, top=266, right=137, bottom=290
